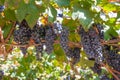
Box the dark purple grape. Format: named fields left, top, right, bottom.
left=78, top=25, right=103, bottom=63
left=31, top=23, right=46, bottom=59
left=53, top=22, right=63, bottom=34
left=100, top=75, right=110, bottom=80
left=31, top=24, right=45, bottom=44
left=0, top=5, right=5, bottom=12
left=20, top=47, right=27, bottom=55
left=13, top=19, right=31, bottom=55
left=0, top=70, right=4, bottom=80
left=88, top=27, right=103, bottom=63
left=35, top=45, right=43, bottom=60
left=45, top=26, right=56, bottom=54
left=78, top=26, right=95, bottom=59
left=13, top=20, right=31, bottom=44
left=105, top=49, right=120, bottom=72
left=91, top=62, right=101, bottom=75
left=93, top=23, right=104, bottom=39
left=71, top=47, right=80, bottom=65
left=60, top=28, right=71, bottom=57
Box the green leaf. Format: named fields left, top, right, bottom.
left=4, top=9, right=16, bottom=21
left=55, top=0, right=70, bottom=7
left=79, top=51, right=94, bottom=68
left=65, top=64, right=71, bottom=71
left=104, top=27, right=118, bottom=40
left=96, top=0, right=102, bottom=4
left=48, top=16, right=54, bottom=23
left=0, top=17, right=5, bottom=26
left=0, top=0, right=5, bottom=5
left=50, top=5, right=57, bottom=17
left=54, top=44, right=66, bottom=62
left=104, top=31, right=111, bottom=40
left=62, top=18, right=79, bottom=31
left=48, top=5, right=57, bottom=23
left=105, top=18, right=116, bottom=27
left=72, top=9, right=94, bottom=29
left=72, top=1, right=95, bottom=29
left=25, top=9, right=39, bottom=28
left=99, top=3, right=117, bottom=12
left=15, top=1, right=28, bottom=22
left=2, top=23, right=12, bottom=38
left=25, top=3, right=40, bottom=28
left=5, top=0, right=21, bottom=9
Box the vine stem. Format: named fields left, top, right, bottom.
left=0, top=27, right=4, bottom=42
left=101, top=63, right=120, bottom=80
left=111, top=69, right=120, bottom=75
left=0, top=27, right=7, bottom=56
left=5, top=21, right=16, bottom=42
left=0, top=39, right=120, bottom=48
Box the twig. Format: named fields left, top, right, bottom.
left=0, top=42, right=42, bottom=47
left=5, top=21, right=16, bottom=42
left=111, top=69, right=120, bottom=75
left=0, top=27, right=4, bottom=42
left=101, top=63, right=120, bottom=80
left=103, top=39, right=120, bottom=44
left=0, top=39, right=120, bottom=48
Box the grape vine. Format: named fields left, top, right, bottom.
left=13, top=19, right=31, bottom=55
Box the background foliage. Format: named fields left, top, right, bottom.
left=0, top=0, right=120, bottom=80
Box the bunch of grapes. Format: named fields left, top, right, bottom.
left=31, top=23, right=46, bottom=59
left=71, top=47, right=80, bottom=65
left=53, top=22, right=63, bottom=34
left=45, top=26, right=56, bottom=54
left=0, top=5, right=5, bottom=12
left=78, top=26, right=96, bottom=59
left=59, top=27, right=72, bottom=57
left=0, top=70, right=4, bottom=80
left=54, top=22, right=81, bottom=64
left=91, top=62, right=101, bottom=75
left=93, top=23, right=104, bottom=39
left=78, top=25, right=103, bottom=63
left=13, top=19, right=31, bottom=55
left=104, top=47, right=120, bottom=72
left=88, top=26, right=103, bottom=62
left=100, top=75, right=111, bottom=80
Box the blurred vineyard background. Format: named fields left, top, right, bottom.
left=0, top=0, right=120, bottom=80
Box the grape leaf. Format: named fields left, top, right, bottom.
left=4, top=9, right=16, bottom=21
left=25, top=4, right=39, bottom=28
left=72, top=9, right=94, bottom=29
left=2, top=23, right=12, bottom=39
left=15, top=1, right=28, bottom=22
left=62, top=18, right=79, bottom=31
left=79, top=51, right=94, bottom=68
left=55, top=0, right=70, bottom=7
left=5, top=0, right=21, bottom=9
left=0, top=0, right=5, bottom=5
left=48, top=5, right=57, bottom=22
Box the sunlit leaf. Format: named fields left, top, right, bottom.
left=55, top=0, right=70, bottom=7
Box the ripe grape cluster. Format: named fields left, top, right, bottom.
left=45, top=26, right=57, bottom=54
left=78, top=24, right=103, bottom=63
left=13, top=19, right=31, bottom=55
left=59, top=26, right=80, bottom=65
left=13, top=19, right=58, bottom=60
left=104, top=45, right=120, bottom=72
left=0, top=70, right=4, bottom=80
left=91, top=62, right=101, bottom=75
left=100, top=75, right=111, bottom=80
left=0, top=5, right=5, bottom=12
left=31, top=23, right=46, bottom=59
left=71, top=47, right=80, bottom=65
left=60, top=28, right=70, bottom=56
left=78, top=26, right=95, bottom=59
